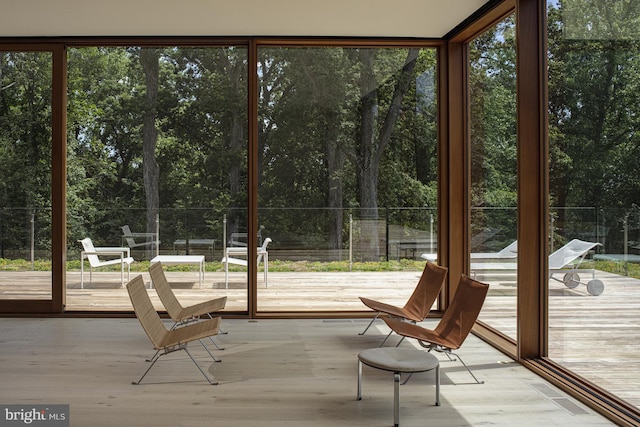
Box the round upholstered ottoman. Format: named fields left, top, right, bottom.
left=357, top=347, right=440, bottom=427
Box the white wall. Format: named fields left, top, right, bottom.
left=0, top=0, right=489, bottom=38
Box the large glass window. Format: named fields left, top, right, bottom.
left=256, top=46, right=439, bottom=312
left=0, top=51, right=53, bottom=301
left=66, top=46, right=248, bottom=312
left=3, top=42, right=440, bottom=315
left=469, top=15, right=518, bottom=339
left=548, top=0, right=640, bottom=408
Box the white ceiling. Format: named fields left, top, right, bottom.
left=0, top=0, right=490, bottom=38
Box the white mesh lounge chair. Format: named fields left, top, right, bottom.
left=421, top=240, right=517, bottom=263
left=121, top=225, right=159, bottom=251
left=222, top=237, right=272, bottom=289
left=127, top=275, right=221, bottom=385
left=79, top=237, right=134, bottom=288
left=471, top=240, right=518, bottom=260
left=470, top=239, right=603, bottom=295
left=423, top=239, right=603, bottom=295
left=548, top=239, right=603, bottom=295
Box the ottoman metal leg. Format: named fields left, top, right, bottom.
left=357, top=359, right=362, bottom=400
left=435, top=364, right=440, bottom=406
left=394, top=372, right=400, bottom=427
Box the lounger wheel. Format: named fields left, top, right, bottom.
left=586, top=279, right=604, bottom=296
left=563, top=272, right=580, bottom=289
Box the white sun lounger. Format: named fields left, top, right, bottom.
left=424, top=239, right=603, bottom=295
left=421, top=240, right=517, bottom=262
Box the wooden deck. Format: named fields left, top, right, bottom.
left=0, top=268, right=638, bottom=409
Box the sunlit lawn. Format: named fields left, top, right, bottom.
left=3, top=257, right=640, bottom=278
left=0, top=258, right=426, bottom=273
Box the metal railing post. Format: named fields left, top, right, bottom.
left=349, top=213, right=353, bottom=272
left=430, top=213, right=434, bottom=254
left=30, top=213, right=35, bottom=270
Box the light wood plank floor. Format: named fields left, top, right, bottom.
left=1, top=268, right=639, bottom=413
left=0, top=317, right=618, bottom=427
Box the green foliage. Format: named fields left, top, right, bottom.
left=468, top=14, right=518, bottom=244
left=0, top=257, right=426, bottom=273
left=6, top=9, right=640, bottom=264
left=0, top=52, right=53, bottom=252
left=38, top=45, right=440, bottom=258
left=547, top=1, right=640, bottom=251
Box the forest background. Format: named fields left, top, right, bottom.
left=1, top=1, right=640, bottom=275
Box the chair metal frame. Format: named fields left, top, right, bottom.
left=149, top=261, right=227, bottom=357
left=384, top=274, right=490, bottom=384
left=126, top=275, right=221, bottom=385
left=358, top=261, right=448, bottom=345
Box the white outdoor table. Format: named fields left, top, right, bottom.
left=150, top=255, right=205, bottom=288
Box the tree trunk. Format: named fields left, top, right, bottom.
left=325, top=112, right=345, bottom=251
left=225, top=53, right=246, bottom=237
left=356, top=48, right=420, bottom=260
left=140, top=48, right=160, bottom=252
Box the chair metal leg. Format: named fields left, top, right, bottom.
left=206, top=313, right=227, bottom=335
left=423, top=342, right=484, bottom=385
left=380, top=329, right=395, bottom=346
left=208, top=336, right=224, bottom=350
left=401, top=373, right=412, bottom=385
left=359, top=312, right=380, bottom=335
left=132, top=354, right=160, bottom=385
left=145, top=350, right=160, bottom=363
left=135, top=345, right=218, bottom=385
left=199, top=339, right=221, bottom=362
left=184, top=347, right=218, bottom=385
left=387, top=334, right=408, bottom=348
left=135, top=347, right=165, bottom=384
left=384, top=318, right=414, bottom=346
left=450, top=350, right=484, bottom=384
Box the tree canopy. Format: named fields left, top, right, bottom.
left=2, top=3, right=640, bottom=258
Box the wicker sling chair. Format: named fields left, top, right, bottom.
left=149, top=261, right=227, bottom=355
left=359, top=261, right=448, bottom=345
left=384, top=274, right=489, bottom=384
left=126, top=275, right=221, bottom=385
